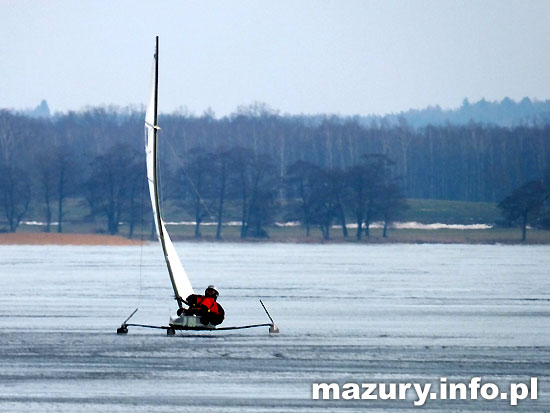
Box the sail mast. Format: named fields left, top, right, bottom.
left=146, top=36, right=193, bottom=308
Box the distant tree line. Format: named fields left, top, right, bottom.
left=23, top=97, right=550, bottom=129
left=0, top=106, right=549, bottom=236
left=365, top=97, right=550, bottom=129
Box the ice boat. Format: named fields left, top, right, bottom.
left=117, top=37, right=278, bottom=336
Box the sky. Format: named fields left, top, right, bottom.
left=1, top=0, right=550, bottom=117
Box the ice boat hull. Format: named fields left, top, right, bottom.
left=169, top=314, right=216, bottom=330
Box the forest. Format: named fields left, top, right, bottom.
left=0, top=105, right=549, bottom=239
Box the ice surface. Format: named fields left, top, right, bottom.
left=0, top=243, right=548, bottom=411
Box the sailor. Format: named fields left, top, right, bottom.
left=182, top=285, right=225, bottom=326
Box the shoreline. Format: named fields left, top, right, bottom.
left=0, top=233, right=144, bottom=246
left=0, top=231, right=549, bottom=246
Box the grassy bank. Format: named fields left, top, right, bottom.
left=7, top=223, right=549, bottom=245
left=401, top=199, right=500, bottom=224
left=0, top=233, right=143, bottom=246
left=165, top=225, right=550, bottom=244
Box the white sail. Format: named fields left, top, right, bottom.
left=145, top=37, right=194, bottom=305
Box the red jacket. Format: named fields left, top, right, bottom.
left=186, top=294, right=224, bottom=317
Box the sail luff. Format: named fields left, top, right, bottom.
left=151, top=37, right=182, bottom=307
left=145, top=36, right=194, bottom=307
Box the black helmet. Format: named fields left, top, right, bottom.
left=205, top=285, right=219, bottom=298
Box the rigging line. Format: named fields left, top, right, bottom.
left=137, top=156, right=147, bottom=308
left=162, top=132, right=216, bottom=222
left=158, top=130, right=227, bottom=241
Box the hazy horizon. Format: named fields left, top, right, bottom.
left=10, top=95, right=550, bottom=120
left=2, top=0, right=550, bottom=117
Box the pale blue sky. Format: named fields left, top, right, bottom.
left=1, top=0, right=549, bottom=116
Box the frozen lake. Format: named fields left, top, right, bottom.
left=0, top=242, right=549, bottom=411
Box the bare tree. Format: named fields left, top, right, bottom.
left=327, top=167, right=349, bottom=237
left=54, top=148, right=77, bottom=233
left=32, top=145, right=78, bottom=233
left=346, top=164, right=369, bottom=240
left=178, top=148, right=216, bottom=238
left=34, top=150, right=56, bottom=232
left=0, top=111, right=18, bottom=165
left=286, top=160, right=320, bottom=237
left=0, top=164, right=31, bottom=232
left=212, top=150, right=232, bottom=240
left=126, top=164, right=147, bottom=239
left=309, top=168, right=339, bottom=240
left=244, top=154, right=278, bottom=238
left=378, top=180, right=409, bottom=237
left=345, top=154, right=396, bottom=239
left=498, top=180, right=545, bottom=241
left=227, top=147, right=255, bottom=238
left=86, top=144, right=140, bottom=235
